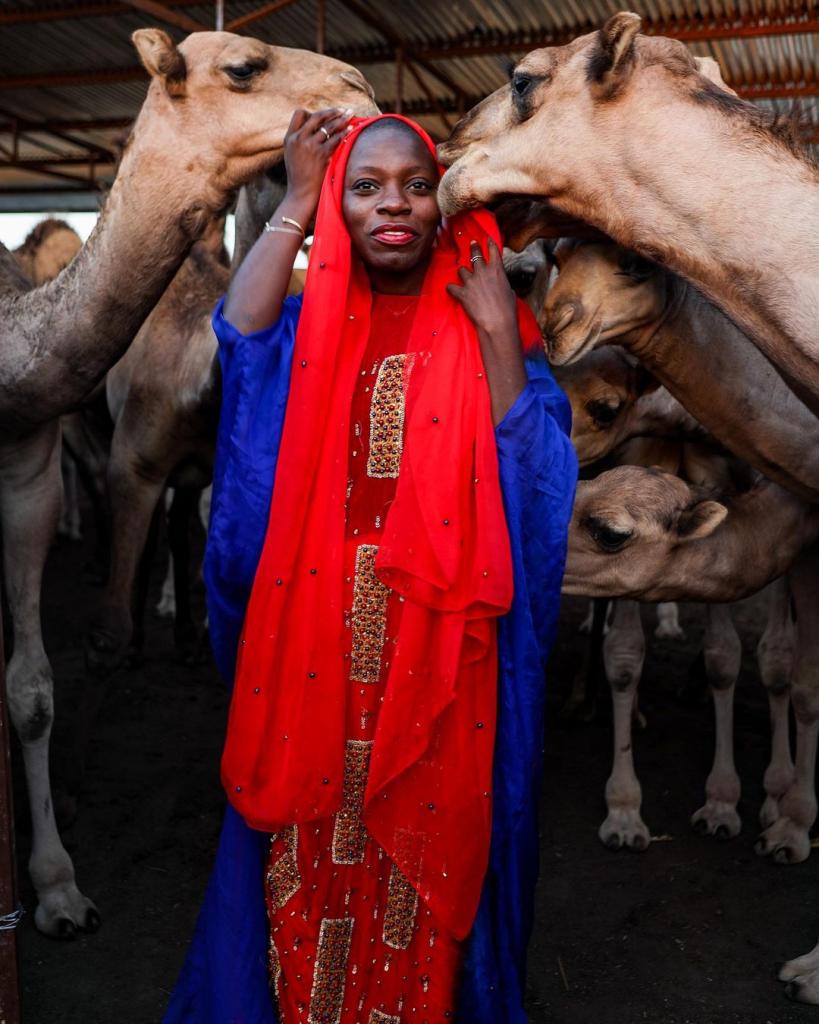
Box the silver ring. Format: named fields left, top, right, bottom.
left=470, top=254, right=484, bottom=265
left=319, top=126, right=331, bottom=141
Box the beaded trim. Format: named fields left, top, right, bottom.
left=332, top=739, right=373, bottom=865
left=369, top=1011, right=401, bottom=1024
left=308, top=917, right=354, bottom=1024
left=382, top=862, right=419, bottom=950
left=368, top=353, right=413, bottom=479
left=350, top=544, right=389, bottom=683
left=266, top=825, right=300, bottom=911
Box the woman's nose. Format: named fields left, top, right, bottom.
left=377, top=190, right=411, bottom=213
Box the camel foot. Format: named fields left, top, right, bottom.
left=691, top=801, right=741, bottom=840
left=599, top=810, right=650, bottom=852
left=785, top=970, right=819, bottom=1004
left=779, top=943, right=819, bottom=983
left=754, top=817, right=811, bottom=864
left=759, top=795, right=783, bottom=830
left=85, top=627, right=129, bottom=677
left=35, top=884, right=101, bottom=939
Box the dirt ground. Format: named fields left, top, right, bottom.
left=12, top=529, right=819, bottom=1023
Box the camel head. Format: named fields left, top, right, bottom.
left=131, top=29, right=377, bottom=202
left=437, top=12, right=726, bottom=216
left=14, top=218, right=82, bottom=286
left=502, top=239, right=552, bottom=298
left=554, top=346, right=658, bottom=466
left=541, top=239, right=666, bottom=365
left=563, top=464, right=728, bottom=597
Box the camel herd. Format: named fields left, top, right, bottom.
left=1, top=11, right=818, bottom=1007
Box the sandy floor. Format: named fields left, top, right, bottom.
left=13, top=531, right=819, bottom=1023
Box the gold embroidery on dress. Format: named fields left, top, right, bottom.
left=368, top=353, right=413, bottom=479
left=382, top=862, right=419, bottom=950
left=369, top=1011, right=401, bottom=1024
left=308, top=917, right=354, bottom=1024
left=266, top=825, right=300, bottom=911
left=332, top=740, right=373, bottom=865
left=350, top=544, right=389, bottom=683
left=268, top=936, right=281, bottom=995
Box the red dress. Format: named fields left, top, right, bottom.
left=264, top=294, right=462, bottom=1024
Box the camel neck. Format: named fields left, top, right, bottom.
left=562, top=99, right=819, bottom=396
left=623, top=277, right=819, bottom=502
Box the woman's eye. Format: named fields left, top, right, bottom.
left=408, top=180, right=433, bottom=192
left=353, top=181, right=377, bottom=192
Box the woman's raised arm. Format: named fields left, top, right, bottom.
left=224, top=107, right=352, bottom=333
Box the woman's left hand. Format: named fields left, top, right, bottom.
left=447, top=239, right=528, bottom=426
left=447, top=239, right=518, bottom=337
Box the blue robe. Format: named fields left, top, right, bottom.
left=164, top=294, right=577, bottom=1024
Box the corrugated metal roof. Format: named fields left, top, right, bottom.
left=0, top=0, right=816, bottom=201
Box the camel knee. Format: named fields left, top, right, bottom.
left=7, top=658, right=54, bottom=745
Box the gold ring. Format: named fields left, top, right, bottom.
left=319, top=126, right=331, bottom=141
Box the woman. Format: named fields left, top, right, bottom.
left=166, top=111, right=576, bottom=1024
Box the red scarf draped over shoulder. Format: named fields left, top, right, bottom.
left=222, top=115, right=538, bottom=940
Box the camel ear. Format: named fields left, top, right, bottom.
left=676, top=500, right=727, bottom=541
left=133, top=28, right=187, bottom=97
left=694, top=56, right=738, bottom=97
left=588, top=12, right=641, bottom=91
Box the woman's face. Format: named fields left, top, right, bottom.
left=342, top=122, right=441, bottom=287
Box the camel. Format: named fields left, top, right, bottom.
left=536, top=240, right=819, bottom=501
left=565, top=465, right=819, bottom=864
left=13, top=218, right=82, bottom=287
left=0, top=29, right=374, bottom=435
left=0, top=28, right=375, bottom=940
left=437, top=13, right=819, bottom=410
left=581, top=437, right=782, bottom=849
left=88, top=170, right=296, bottom=676
left=554, top=346, right=709, bottom=467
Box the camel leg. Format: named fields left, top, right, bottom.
left=57, top=448, right=82, bottom=541
left=757, top=578, right=795, bottom=829
left=756, top=545, right=819, bottom=864
left=167, top=485, right=199, bottom=662
left=655, top=602, right=685, bottom=640
left=562, top=597, right=608, bottom=721
left=0, top=425, right=99, bottom=937
left=691, top=603, right=742, bottom=839
left=86, top=433, right=165, bottom=676
left=599, top=600, right=650, bottom=852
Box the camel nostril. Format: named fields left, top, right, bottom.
left=549, top=304, right=578, bottom=336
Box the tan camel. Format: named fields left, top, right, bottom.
left=536, top=240, right=819, bottom=500
left=14, top=218, right=82, bottom=287
left=566, top=466, right=819, bottom=864
left=437, top=13, right=819, bottom=409
left=587, top=438, right=779, bottom=850
left=554, top=346, right=709, bottom=467
left=89, top=171, right=294, bottom=675
left=0, top=29, right=374, bottom=435
left=0, top=28, right=375, bottom=940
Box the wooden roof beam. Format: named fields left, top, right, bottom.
left=118, top=0, right=209, bottom=33
left=0, top=0, right=193, bottom=26
left=225, top=0, right=301, bottom=32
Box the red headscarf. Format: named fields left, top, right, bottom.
left=222, top=115, right=540, bottom=939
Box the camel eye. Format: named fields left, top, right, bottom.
left=617, top=254, right=654, bottom=282
left=587, top=519, right=633, bottom=552
left=512, top=74, right=533, bottom=97
left=587, top=399, right=621, bottom=427
left=225, top=63, right=264, bottom=84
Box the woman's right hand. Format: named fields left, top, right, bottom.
left=283, top=107, right=354, bottom=221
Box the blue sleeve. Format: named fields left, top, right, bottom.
left=204, top=295, right=302, bottom=685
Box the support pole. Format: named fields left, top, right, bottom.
left=215, top=0, right=224, bottom=30
left=0, top=604, right=22, bottom=1024
left=316, top=0, right=326, bottom=55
